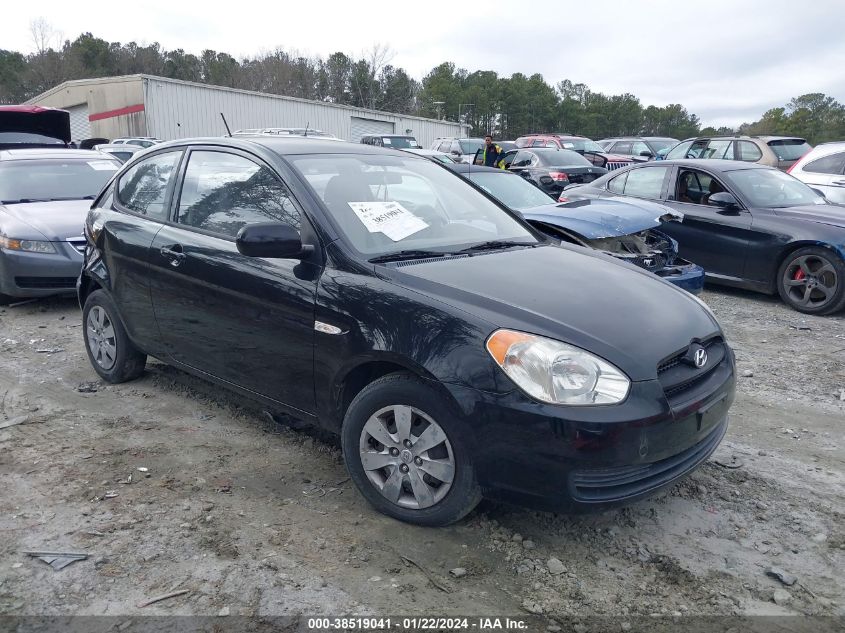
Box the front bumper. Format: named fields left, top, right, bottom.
left=444, top=346, right=735, bottom=512
left=0, top=242, right=83, bottom=299
left=655, top=258, right=706, bottom=295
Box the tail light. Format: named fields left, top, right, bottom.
left=558, top=194, right=570, bottom=203
left=549, top=171, right=570, bottom=182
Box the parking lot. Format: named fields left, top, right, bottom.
left=1, top=287, right=843, bottom=620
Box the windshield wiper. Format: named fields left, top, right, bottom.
left=0, top=198, right=51, bottom=204
left=455, top=240, right=536, bottom=254
left=368, top=249, right=448, bottom=264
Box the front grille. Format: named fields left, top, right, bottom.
left=630, top=253, right=667, bottom=272
left=570, top=419, right=726, bottom=502
left=657, top=337, right=726, bottom=398
left=605, top=161, right=631, bottom=171
left=15, top=276, right=77, bottom=289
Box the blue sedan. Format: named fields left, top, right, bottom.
left=450, top=164, right=705, bottom=294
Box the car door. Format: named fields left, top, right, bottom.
left=796, top=151, right=845, bottom=204
left=147, top=147, right=319, bottom=414
left=97, top=148, right=184, bottom=358
left=660, top=167, right=753, bottom=278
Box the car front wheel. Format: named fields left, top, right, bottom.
left=777, top=247, right=845, bottom=315
left=341, top=372, right=481, bottom=526
left=82, top=290, right=147, bottom=383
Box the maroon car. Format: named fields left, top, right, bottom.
left=515, top=134, right=633, bottom=171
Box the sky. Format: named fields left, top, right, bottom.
left=3, top=0, right=844, bottom=128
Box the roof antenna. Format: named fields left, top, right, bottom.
left=303, top=122, right=310, bottom=137
left=220, top=113, right=232, bottom=137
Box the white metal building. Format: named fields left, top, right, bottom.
left=27, top=74, right=467, bottom=146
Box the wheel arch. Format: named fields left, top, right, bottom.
left=332, top=356, right=445, bottom=429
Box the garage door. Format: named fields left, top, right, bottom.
left=67, top=104, right=91, bottom=142
left=349, top=117, right=394, bottom=143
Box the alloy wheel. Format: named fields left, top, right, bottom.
left=86, top=306, right=117, bottom=370
left=358, top=405, right=455, bottom=509
left=782, top=254, right=839, bottom=310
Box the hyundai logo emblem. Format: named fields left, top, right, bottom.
left=694, top=348, right=708, bottom=368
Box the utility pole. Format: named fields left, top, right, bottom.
left=433, top=101, right=445, bottom=120
left=458, top=103, right=474, bottom=137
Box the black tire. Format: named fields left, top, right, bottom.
left=0, top=293, right=15, bottom=306
left=777, top=246, right=845, bottom=315
left=341, top=372, right=482, bottom=527
left=82, top=290, right=147, bottom=383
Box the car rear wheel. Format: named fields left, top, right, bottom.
left=777, top=247, right=845, bottom=315
left=82, top=290, right=147, bottom=383
left=341, top=372, right=481, bottom=526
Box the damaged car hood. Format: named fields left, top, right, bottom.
left=520, top=198, right=681, bottom=239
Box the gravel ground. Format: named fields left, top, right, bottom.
left=1, top=286, right=843, bottom=625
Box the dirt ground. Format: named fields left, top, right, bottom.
left=1, top=286, right=843, bottom=626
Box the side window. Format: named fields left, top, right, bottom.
left=804, top=152, right=845, bottom=175
left=544, top=141, right=557, bottom=148
left=607, top=172, right=628, bottom=194
left=502, top=151, right=517, bottom=168
left=737, top=141, right=763, bottom=162
left=116, top=150, right=181, bottom=219
left=451, top=141, right=462, bottom=155
left=438, top=140, right=451, bottom=153
left=630, top=141, right=650, bottom=156
left=701, top=140, right=732, bottom=159
left=665, top=140, right=693, bottom=160
left=621, top=166, right=669, bottom=199
left=531, top=139, right=546, bottom=147
left=687, top=140, right=709, bottom=158
left=528, top=152, right=541, bottom=167
left=612, top=141, right=632, bottom=155
left=511, top=151, right=533, bottom=168
left=176, top=151, right=300, bottom=238
left=677, top=170, right=726, bottom=206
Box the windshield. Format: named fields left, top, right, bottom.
left=558, top=138, right=605, bottom=153
left=767, top=139, right=811, bottom=161
left=728, top=168, right=826, bottom=208
left=468, top=172, right=556, bottom=210
left=382, top=137, right=418, bottom=149
left=290, top=153, right=537, bottom=256
left=460, top=140, right=484, bottom=154
left=0, top=158, right=120, bottom=203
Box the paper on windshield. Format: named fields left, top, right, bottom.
left=382, top=138, right=392, bottom=145
left=88, top=160, right=118, bottom=171
left=348, top=201, right=428, bottom=241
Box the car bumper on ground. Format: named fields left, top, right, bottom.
left=444, top=344, right=735, bottom=512
left=0, top=243, right=83, bottom=299
left=656, top=258, right=706, bottom=295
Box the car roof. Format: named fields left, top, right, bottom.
left=0, top=148, right=108, bottom=161
left=97, top=144, right=142, bottom=151
left=152, top=136, right=412, bottom=156
left=643, top=158, right=772, bottom=172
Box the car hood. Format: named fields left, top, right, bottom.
left=0, top=199, right=90, bottom=241
left=386, top=244, right=720, bottom=381
left=0, top=106, right=71, bottom=144
left=520, top=198, right=681, bottom=239
left=771, top=204, right=845, bottom=229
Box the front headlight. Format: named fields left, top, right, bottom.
left=486, top=329, right=630, bottom=405
left=0, top=236, right=57, bottom=254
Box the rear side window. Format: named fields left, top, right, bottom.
left=607, top=172, right=627, bottom=194
left=804, top=152, right=845, bottom=175
left=611, top=141, right=632, bottom=155
left=737, top=141, right=763, bottom=162
left=619, top=166, right=669, bottom=199
left=116, top=151, right=181, bottom=219
left=176, top=150, right=300, bottom=238
left=768, top=139, right=811, bottom=161
left=701, top=140, right=733, bottom=160
left=665, top=140, right=693, bottom=160
left=511, top=151, right=533, bottom=168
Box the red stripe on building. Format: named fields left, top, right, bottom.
left=88, top=103, right=145, bottom=122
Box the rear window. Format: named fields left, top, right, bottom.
left=767, top=139, right=811, bottom=161
left=538, top=149, right=593, bottom=167
left=459, top=140, right=484, bottom=154
left=382, top=137, right=418, bottom=149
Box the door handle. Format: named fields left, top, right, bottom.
left=160, top=244, right=186, bottom=266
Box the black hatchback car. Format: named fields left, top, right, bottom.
left=79, top=138, right=735, bottom=526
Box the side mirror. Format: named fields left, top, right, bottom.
left=236, top=222, right=313, bottom=259
left=639, top=150, right=654, bottom=158
left=708, top=192, right=740, bottom=210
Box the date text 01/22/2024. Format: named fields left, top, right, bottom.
left=306, top=617, right=530, bottom=630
